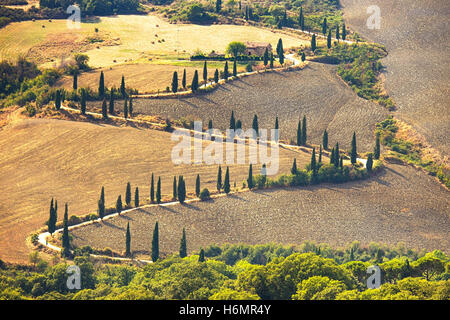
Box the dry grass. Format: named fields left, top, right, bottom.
left=0, top=115, right=310, bottom=263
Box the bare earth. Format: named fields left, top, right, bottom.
left=341, top=0, right=450, bottom=157
left=0, top=117, right=305, bottom=263
left=72, top=163, right=450, bottom=257
left=127, top=63, right=389, bottom=152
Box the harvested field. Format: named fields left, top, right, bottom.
left=72, top=163, right=450, bottom=257
left=127, top=62, right=389, bottom=152
left=341, top=0, right=450, bottom=157
left=0, top=116, right=307, bottom=263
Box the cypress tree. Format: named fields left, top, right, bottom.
left=208, top=120, right=213, bottom=130
left=323, top=130, right=328, bottom=150
left=120, top=75, right=126, bottom=98
left=291, top=158, right=297, bottom=174
left=179, top=228, right=187, bottom=258
left=191, top=70, right=199, bottom=92
left=366, top=153, right=373, bottom=172
left=150, top=173, right=155, bottom=203
left=73, top=72, right=78, bottom=90
left=318, top=145, right=322, bottom=164
left=134, top=187, right=139, bottom=207
left=224, top=167, right=230, bottom=194
left=151, top=222, right=159, bottom=262
left=223, top=61, right=229, bottom=79
left=98, top=71, right=105, bottom=99
left=277, top=38, right=284, bottom=65
left=214, top=69, right=219, bottom=83
left=156, top=177, right=161, bottom=204
left=125, top=222, right=131, bottom=257
left=297, top=119, right=302, bottom=146
left=301, top=51, right=306, bottom=62
left=263, top=47, right=269, bottom=66
left=125, top=182, right=131, bottom=206
left=336, top=24, right=340, bottom=40
left=252, top=114, right=258, bottom=137
left=116, top=195, right=122, bottom=214
left=301, top=115, right=307, bottom=145
left=216, top=0, right=221, bottom=13
left=334, top=142, right=340, bottom=167
left=98, top=186, right=105, bottom=219
left=171, top=71, right=178, bottom=93
left=230, top=111, right=236, bottom=131
left=203, top=61, right=208, bottom=83
left=350, top=132, right=357, bottom=164
left=342, top=23, right=346, bottom=40
left=339, top=155, right=343, bottom=168
left=123, top=98, right=128, bottom=119
left=311, top=147, right=317, bottom=181
left=233, top=59, right=237, bottom=77
left=48, top=198, right=56, bottom=234
left=80, top=89, right=86, bottom=115
left=247, top=164, right=253, bottom=189
left=54, top=200, right=58, bottom=220
left=236, top=119, right=242, bottom=130
left=322, top=17, right=327, bottom=35
left=374, top=133, right=381, bottom=159
left=275, top=115, right=279, bottom=141
left=102, top=99, right=108, bottom=119
left=311, top=34, right=316, bottom=52
left=62, top=203, right=70, bottom=250
left=178, top=176, right=186, bottom=204
left=55, top=90, right=61, bottom=110
left=195, top=174, right=200, bottom=197
left=217, top=165, right=222, bottom=192
left=270, top=52, right=274, bottom=68
left=182, top=69, right=186, bottom=88
left=327, top=30, right=332, bottom=49
left=109, top=88, right=114, bottom=114
left=173, top=176, right=177, bottom=200
left=299, top=7, right=304, bottom=31
left=330, top=148, right=335, bottom=165
left=198, top=248, right=205, bottom=262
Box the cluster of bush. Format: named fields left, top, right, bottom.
left=0, top=242, right=447, bottom=300
left=190, top=54, right=262, bottom=61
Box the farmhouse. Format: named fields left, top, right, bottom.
left=244, top=41, right=272, bottom=56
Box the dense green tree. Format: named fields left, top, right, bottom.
left=277, top=38, right=284, bottom=65
left=195, top=174, right=200, bottom=197
left=178, top=176, right=186, bottom=204
left=173, top=176, right=177, bottom=200
left=120, top=75, right=126, bottom=98
left=55, top=89, right=61, bottom=110
left=339, top=155, right=343, bottom=168
left=125, top=222, right=131, bottom=257
left=179, top=228, right=187, bottom=258
left=323, top=130, right=328, bottom=150
left=350, top=132, right=357, bottom=164
left=182, top=69, right=187, bottom=88
left=327, top=30, right=332, bottom=49
left=330, top=147, right=335, bottom=166
left=125, top=182, right=131, bottom=206
left=150, top=173, right=155, bottom=203
left=98, top=71, right=105, bottom=99
left=109, top=88, right=114, bottom=114
left=217, top=165, right=222, bottom=192
left=151, top=222, right=159, bottom=262
left=374, top=133, right=381, bottom=159
left=171, top=71, right=178, bottom=93
left=412, top=255, right=445, bottom=281
left=224, top=167, right=230, bottom=194
left=101, top=99, right=108, bottom=119
left=191, top=70, right=199, bottom=92
left=311, top=34, right=316, bottom=52
left=134, top=187, right=139, bottom=207
left=247, top=164, right=254, bottom=189
left=116, top=195, right=123, bottom=214
left=203, top=61, right=208, bottom=83
left=199, top=248, right=205, bottom=262
left=214, top=69, right=219, bottom=83
left=226, top=41, right=246, bottom=57
left=156, top=177, right=161, bottom=204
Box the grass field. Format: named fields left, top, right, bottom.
left=0, top=113, right=311, bottom=263
left=0, top=14, right=307, bottom=68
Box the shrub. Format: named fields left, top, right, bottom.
left=86, top=213, right=98, bottom=221
left=68, top=215, right=82, bottom=226
left=199, top=188, right=211, bottom=201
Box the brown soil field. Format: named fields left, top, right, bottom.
left=56, top=64, right=206, bottom=94
left=117, top=63, right=389, bottom=152
left=71, top=163, right=450, bottom=257
left=0, top=116, right=308, bottom=263
left=341, top=0, right=450, bottom=157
